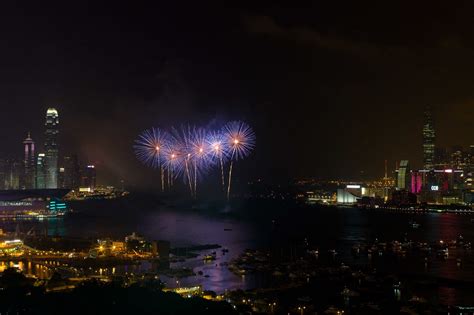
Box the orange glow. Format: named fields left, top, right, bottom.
left=233, top=139, right=239, bottom=144
left=155, top=146, right=160, bottom=151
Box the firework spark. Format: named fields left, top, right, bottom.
left=133, top=128, right=171, bottom=192
left=133, top=121, right=255, bottom=200
left=222, top=121, right=256, bottom=200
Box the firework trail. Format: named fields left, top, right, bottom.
left=206, top=130, right=228, bottom=191
left=134, top=120, right=255, bottom=200
left=223, top=121, right=256, bottom=200
left=133, top=128, right=171, bottom=192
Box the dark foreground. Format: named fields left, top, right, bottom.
left=0, top=269, right=234, bottom=315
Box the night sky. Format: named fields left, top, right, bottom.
left=0, top=2, right=473, bottom=189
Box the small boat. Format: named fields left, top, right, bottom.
left=203, top=255, right=216, bottom=261
left=437, top=248, right=449, bottom=258
left=409, top=221, right=420, bottom=229
left=224, top=228, right=232, bottom=231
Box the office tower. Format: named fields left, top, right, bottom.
left=470, top=145, right=474, bottom=170
left=4, top=159, right=20, bottom=190
left=60, top=155, right=81, bottom=189
left=22, top=133, right=35, bottom=189
left=434, top=147, right=449, bottom=169
left=450, top=146, right=465, bottom=170
left=0, top=159, right=5, bottom=190
left=36, top=153, right=47, bottom=189
left=82, top=164, right=97, bottom=191
left=44, top=108, right=59, bottom=188
left=422, top=106, right=435, bottom=170
left=397, top=160, right=410, bottom=190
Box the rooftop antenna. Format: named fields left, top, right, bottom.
left=384, top=160, right=388, bottom=178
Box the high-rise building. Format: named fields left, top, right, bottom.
left=60, top=155, right=81, bottom=189
left=22, top=132, right=36, bottom=189
left=3, top=159, right=21, bottom=190
left=36, top=153, right=47, bottom=189
left=44, top=108, right=59, bottom=188
left=81, top=164, right=97, bottom=192
left=397, top=160, right=411, bottom=190
left=450, top=146, right=466, bottom=170
left=434, top=147, right=450, bottom=169
left=422, top=106, right=435, bottom=170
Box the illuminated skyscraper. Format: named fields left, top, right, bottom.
left=397, top=160, right=410, bottom=190
left=422, top=106, right=435, bottom=170
left=81, top=164, right=97, bottom=192
left=3, top=159, right=20, bottom=190
left=36, top=153, right=47, bottom=189
left=44, top=108, right=59, bottom=188
left=22, top=132, right=35, bottom=189
left=59, top=155, right=81, bottom=189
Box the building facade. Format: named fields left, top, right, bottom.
left=397, top=160, right=411, bottom=190
left=22, top=133, right=35, bottom=189
left=36, top=153, right=47, bottom=189
left=59, top=155, right=81, bottom=189
left=44, top=108, right=59, bottom=189
left=81, top=165, right=97, bottom=192
left=0, top=159, right=20, bottom=190
left=422, top=106, right=435, bottom=170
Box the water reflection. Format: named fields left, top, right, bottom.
left=0, top=206, right=473, bottom=304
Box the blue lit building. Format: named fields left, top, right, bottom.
left=0, top=189, right=69, bottom=217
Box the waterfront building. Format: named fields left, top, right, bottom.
left=397, top=160, right=411, bottom=190
left=60, top=155, right=81, bottom=189
left=422, top=106, right=435, bottom=170
left=434, top=147, right=450, bottom=169
left=0, top=189, right=69, bottom=217
left=390, top=190, right=417, bottom=207
left=81, top=164, right=96, bottom=192
left=22, top=133, right=36, bottom=189
left=35, top=153, right=47, bottom=189
left=305, top=191, right=335, bottom=204
left=2, top=159, right=21, bottom=190
left=44, top=108, right=59, bottom=189
left=411, top=171, right=422, bottom=194
left=337, top=187, right=359, bottom=204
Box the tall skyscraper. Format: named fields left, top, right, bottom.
left=422, top=106, right=435, bottom=170
left=36, top=153, right=47, bottom=189
left=397, top=160, right=410, bottom=190
left=44, top=108, right=59, bottom=188
left=60, top=155, right=81, bottom=189
left=3, top=159, right=20, bottom=190
left=22, top=132, right=35, bottom=189
left=81, top=164, right=97, bottom=192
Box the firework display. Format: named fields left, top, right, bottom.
left=133, top=121, right=255, bottom=199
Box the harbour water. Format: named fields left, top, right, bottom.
left=1, top=197, right=474, bottom=305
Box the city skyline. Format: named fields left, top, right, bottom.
left=3, top=104, right=471, bottom=185
left=1, top=3, right=474, bottom=314
left=0, top=3, right=473, bottom=187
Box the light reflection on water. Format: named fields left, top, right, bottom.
left=1, top=204, right=474, bottom=304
